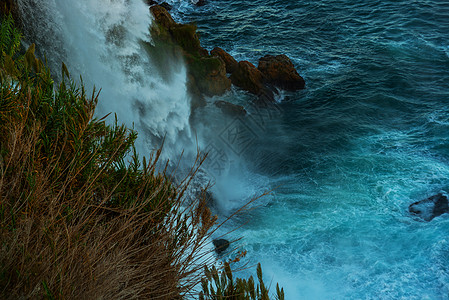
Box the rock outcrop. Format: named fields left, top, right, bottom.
left=409, top=193, right=449, bottom=221
left=210, top=47, right=238, bottom=74
left=212, top=239, right=230, bottom=254
left=186, top=55, right=231, bottom=97
left=150, top=5, right=176, bottom=29
left=230, top=61, right=274, bottom=103
left=258, top=54, right=305, bottom=91
left=149, top=5, right=306, bottom=108
left=150, top=5, right=231, bottom=107
left=159, top=2, right=173, bottom=11
left=230, top=61, right=264, bottom=95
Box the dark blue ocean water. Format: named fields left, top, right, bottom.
left=171, top=0, right=449, bottom=298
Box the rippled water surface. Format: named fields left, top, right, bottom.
left=169, top=0, right=449, bottom=298
left=21, top=0, right=449, bottom=298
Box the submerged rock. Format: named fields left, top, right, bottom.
left=214, top=100, right=247, bottom=117
left=210, top=47, right=238, bottom=74
left=150, top=5, right=176, bottom=29
left=213, top=239, right=230, bottom=254
left=258, top=54, right=305, bottom=91
left=409, top=193, right=449, bottom=221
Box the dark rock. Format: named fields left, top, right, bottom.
left=150, top=5, right=208, bottom=57
left=214, top=101, right=247, bottom=116
left=230, top=61, right=274, bottom=103
left=187, top=55, right=231, bottom=97
left=145, top=0, right=171, bottom=10
left=409, top=193, right=449, bottom=221
left=149, top=5, right=231, bottom=105
left=211, top=47, right=238, bottom=74
left=196, top=0, right=206, bottom=6
left=145, top=0, right=158, bottom=6
left=213, top=239, right=230, bottom=254
left=230, top=61, right=263, bottom=95
left=258, top=54, right=305, bottom=91
left=160, top=2, right=173, bottom=11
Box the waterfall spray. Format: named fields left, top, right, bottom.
left=17, top=0, right=195, bottom=160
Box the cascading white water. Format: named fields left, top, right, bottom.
left=17, top=0, right=195, bottom=161
left=16, top=0, right=271, bottom=219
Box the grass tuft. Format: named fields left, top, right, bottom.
left=0, top=14, right=284, bottom=299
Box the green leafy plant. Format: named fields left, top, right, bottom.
left=0, top=13, right=285, bottom=300
left=0, top=15, right=217, bottom=299
left=200, top=262, right=284, bottom=300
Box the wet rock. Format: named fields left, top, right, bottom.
left=150, top=5, right=176, bottom=29
left=213, top=239, right=230, bottom=254
left=151, top=6, right=207, bottom=56
left=230, top=61, right=263, bottom=94
left=150, top=5, right=230, bottom=104
left=169, top=23, right=209, bottom=57
left=230, top=61, right=274, bottom=102
left=211, top=47, right=238, bottom=74
left=409, top=193, right=449, bottom=221
left=214, top=100, right=247, bottom=117
left=258, top=54, right=305, bottom=91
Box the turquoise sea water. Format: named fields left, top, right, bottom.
left=171, top=1, right=449, bottom=298
left=19, top=0, right=449, bottom=298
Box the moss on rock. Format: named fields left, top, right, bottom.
left=149, top=5, right=230, bottom=107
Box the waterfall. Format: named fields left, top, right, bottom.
left=17, top=0, right=194, bottom=160
left=16, top=0, right=271, bottom=219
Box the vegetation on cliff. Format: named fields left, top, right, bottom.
left=0, top=14, right=284, bottom=299
left=148, top=5, right=231, bottom=107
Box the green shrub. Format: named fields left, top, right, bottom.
left=0, top=14, right=216, bottom=299
left=200, top=262, right=284, bottom=300
left=0, top=14, right=285, bottom=300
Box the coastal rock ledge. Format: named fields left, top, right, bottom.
left=149, top=5, right=306, bottom=107
left=258, top=54, right=305, bottom=91
left=149, top=5, right=231, bottom=107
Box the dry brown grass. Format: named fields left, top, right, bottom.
left=0, top=21, right=217, bottom=297
left=0, top=84, right=217, bottom=299
left=0, top=14, right=285, bottom=300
